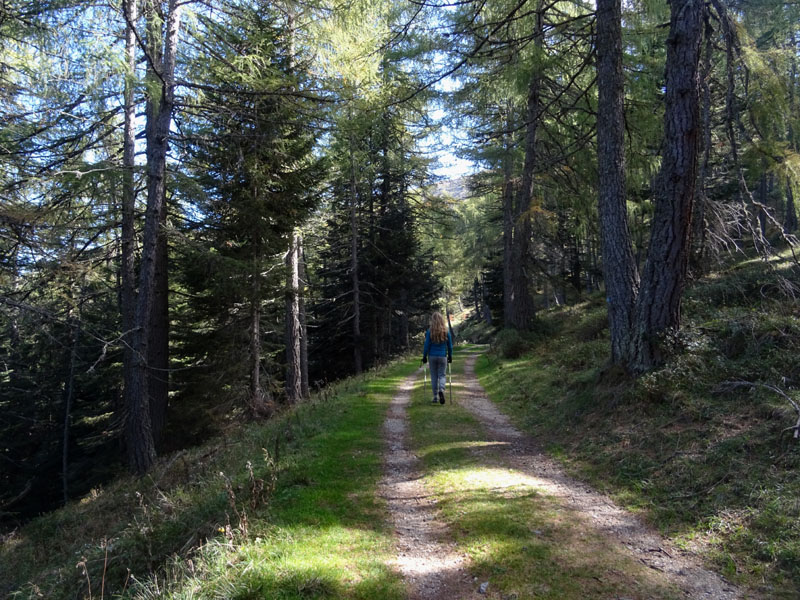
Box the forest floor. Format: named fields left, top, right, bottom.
left=382, top=348, right=746, bottom=599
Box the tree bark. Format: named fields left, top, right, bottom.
left=785, top=178, right=798, bottom=233
left=627, top=0, right=703, bottom=372
left=62, top=315, right=80, bottom=505
left=285, top=231, right=302, bottom=403
left=507, top=8, right=543, bottom=331
left=148, top=204, right=169, bottom=447
left=481, top=275, right=493, bottom=325
left=596, top=0, right=639, bottom=363
left=785, top=35, right=798, bottom=234
left=298, top=235, right=310, bottom=398
left=126, top=0, right=181, bottom=474
left=502, top=107, right=515, bottom=327
left=349, top=137, right=363, bottom=374
left=120, top=0, right=138, bottom=456
left=758, top=167, right=768, bottom=237
left=473, top=277, right=481, bottom=320
left=691, top=21, right=712, bottom=271
left=248, top=259, right=272, bottom=417
left=398, top=288, right=409, bottom=349
left=145, top=0, right=169, bottom=449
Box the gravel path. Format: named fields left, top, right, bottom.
left=378, top=369, right=481, bottom=600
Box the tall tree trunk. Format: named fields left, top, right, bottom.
left=126, top=0, right=181, bottom=474
left=502, top=107, right=515, bottom=327
left=473, top=277, right=481, bottom=320
left=627, top=0, right=703, bottom=372
left=298, top=235, right=309, bottom=398
left=148, top=205, right=169, bottom=447
left=691, top=21, right=713, bottom=271
left=398, top=288, right=409, bottom=349
left=758, top=167, right=768, bottom=237
left=248, top=259, right=272, bottom=417
left=507, top=10, right=543, bottom=331
left=785, top=178, right=798, bottom=233
left=62, top=313, right=80, bottom=505
left=120, top=0, right=138, bottom=454
left=480, top=275, right=493, bottom=325
left=146, top=0, right=170, bottom=450
left=349, top=137, right=363, bottom=375
left=285, top=231, right=302, bottom=403
left=785, top=35, right=798, bottom=234
left=596, top=0, right=639, bottom=363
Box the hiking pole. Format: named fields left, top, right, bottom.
left=423, top=362, right=427, bottom=395
left=448, top=361, right=453, bottom=405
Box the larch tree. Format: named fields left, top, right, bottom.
left=126, top=0, right=183, bottom=474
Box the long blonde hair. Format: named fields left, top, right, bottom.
left=430, top=311, right=447, bottom=343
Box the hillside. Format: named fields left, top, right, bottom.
left=3, top=251, right=799, bottom=598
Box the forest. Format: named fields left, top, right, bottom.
left=2, top=0, right=800, bottom=596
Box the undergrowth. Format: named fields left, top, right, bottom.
left=474, top=251, right=800, bottom=598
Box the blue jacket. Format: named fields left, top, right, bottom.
left=423, top=329, right=452, bottom=360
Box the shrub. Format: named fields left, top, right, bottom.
left=493, top=328, right=529, bottom=359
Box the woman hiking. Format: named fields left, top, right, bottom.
left=421, top=311, right=453, bottom=405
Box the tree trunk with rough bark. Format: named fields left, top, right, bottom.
left=596, top=0, right=639, bottom=363
left=349, top=138, right=363, bottom=374
left=148, top=204, right=169, bottom=447
left=398, top=288, right=409, bottom=349
left=785, top=37, right=798, bottom=234
left=691, top=22, right=712, bottom=272
left=502, top=121, right=515, bottom=328
left=120, top=0, right=138, bottom=457
left=298, top=235, right=309, bottom=398
left=126, top=0, right=181, bottom=474
left=506, top=10, right=543, bottom=331
left=62, top=313, right=80, bottom=505
left=626, top=0, right=703, bottom=372
left=285, top=232, right=302, bottom=403
left=785, top=179, right=798, bottom=233
left=248, top=267, right=269, bottom=416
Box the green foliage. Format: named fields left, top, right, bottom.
left=171, top=0, right=323, bottom=413
left=457, top=314, right=497, bottom=344
left=492, top=328, right=530, bottom=359
left=309, top=59, right=439, bottom=380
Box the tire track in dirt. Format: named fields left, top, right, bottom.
left=457, top=350, right=745, bottom=599
left=378, top=368, right=482, bottom=600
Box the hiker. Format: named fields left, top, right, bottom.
left=421, top=311, right=453, bottom=404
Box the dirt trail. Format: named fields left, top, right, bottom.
left=380, top=352, right=747, bottom=599
left=378, top=369, right=482, bottom=600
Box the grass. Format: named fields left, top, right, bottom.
left=472, top=252, right=800, bottom=598
left=407, top=346, right=683, bottom=599
left=1, top=359, right=419, bottom=600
